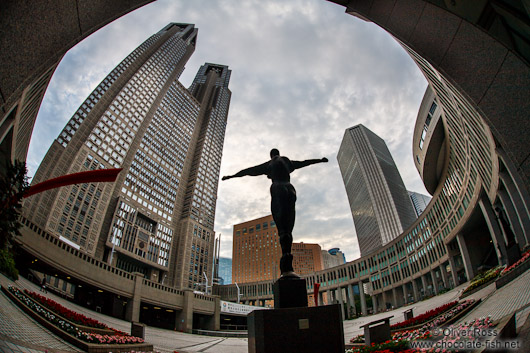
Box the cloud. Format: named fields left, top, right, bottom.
left=28, top=0, right=428, bottom=264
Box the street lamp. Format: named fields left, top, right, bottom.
left=203, top=272, right=209, bottom=294
left=235, top=282, right=241, bottom=303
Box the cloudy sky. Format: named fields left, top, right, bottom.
left=27, top=0, right=429, bottom=262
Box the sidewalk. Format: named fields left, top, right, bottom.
left=2, top=269, right=530, bottom=352
left=456, top=266, right=530, bottom=327
left=0, top=273, right=247, bottom=353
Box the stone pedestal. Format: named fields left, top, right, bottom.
left=361, top=316, right=393, bottom=345
left=248, top=304, right=344, bottom=353
left=404, top=308, right=414, bottom=321
left=273, top=276, right=308, bottom=309
left=131, top=322, right=145, bottom=339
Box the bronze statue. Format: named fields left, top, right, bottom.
left=222, top=148, right=328, bottom=277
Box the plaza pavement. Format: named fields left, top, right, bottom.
left=1, top=269, right=530, bottom=352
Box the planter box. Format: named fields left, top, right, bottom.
left=2, top=286, right=153, bottom=353
left=351, top=299, right=482, bottom=346
left=390, top=299, right=480, bottom=333
left=496, top=257, right=530, bottom=289
left=18, top=289, right=116, bottom=335
left=460, top=278, right=497, bottom=298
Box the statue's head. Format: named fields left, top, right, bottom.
left=270, top=148, right=280, bottom=158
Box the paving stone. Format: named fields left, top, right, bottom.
left=2, top=268, right=530, bottom=352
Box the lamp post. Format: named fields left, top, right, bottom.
left=203, top=272, right=209, bottom=294
left=235, top=282, right=241, bottom=303
left=109, top=236, right=117, bottom=265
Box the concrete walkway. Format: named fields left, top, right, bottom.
left=1, top=269, right=530, bottom=352
left=456, top=266, right=530, bottom=326
left=0, top=273, right=247, bottom=353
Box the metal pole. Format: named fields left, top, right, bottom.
left=203, top=272, right=209, bottom=294
left=235, top=282, right=241, bottom=303
left=109, top=236, right=116, bottom=264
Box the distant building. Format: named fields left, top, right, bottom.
left=408, top=191, right=432, bottom=217
left=218, top=257, right=232, bottom=285
left=232, top=215, right=324, bottom=282
left=321, top=248, right=346, bottom=269
left=292, top=243, right=324, bottom=276
left=337, top=124, right=417, bottom=256
left=232, top=215, right=280, bottom=283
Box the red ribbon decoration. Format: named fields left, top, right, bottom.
left=314, top=283, right=320, bottom=306
left=24, top=168, right=122, bottom=198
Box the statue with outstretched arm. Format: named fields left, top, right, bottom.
left=222, top=148, right=328, bottom=277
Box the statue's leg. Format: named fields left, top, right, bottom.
left=271, top=183, right=297, bottom=274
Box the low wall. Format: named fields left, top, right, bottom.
left=2, top=285, right=153, bottom=353
left=495, top=258, right=530, bottom=289
left=18, top=218, right=218, bottom=320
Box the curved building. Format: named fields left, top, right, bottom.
left=0, top=0, right=154, bottom=167
left=216, top=79, right=530, bottom=315
left=4, top=0, right=530, bottom=329
left=215, top=0, right=530, bottom=316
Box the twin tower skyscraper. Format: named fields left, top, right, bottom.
left=23, top=24, right=231, bottom=289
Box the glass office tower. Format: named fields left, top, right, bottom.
left=23, top=23, right=231, bottom=289
left=337, top=124, right=416, bottom=256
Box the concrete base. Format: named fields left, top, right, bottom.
left=404, top=308, right=414, bottom=321
left=248, top=304, right=345, bottom=353
left=131, top=322, right=145, bottom=339
left=506, top=244, right=521, bottom=266
left=273, top=277, right=308, bottom=309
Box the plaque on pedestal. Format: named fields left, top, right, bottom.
left=273, top=276, right=308, bottom=309
left=248, top=304, right=344, bottom=353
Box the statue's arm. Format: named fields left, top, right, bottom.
left=291, top=157, right=328, bottom=171
left=222, top=161, right=268, bottom=180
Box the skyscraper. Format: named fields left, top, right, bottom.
left=218, top=257, right=232, bottom=285
left=23, top=23, right=231, bottom=289
left=408, top=191, right=432, bottom=218
left=337, top=124, right=416, bottom=256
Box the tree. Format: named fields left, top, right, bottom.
left=0, top=160, right=29, bottom=279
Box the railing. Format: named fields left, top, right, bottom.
left=18, top=217, right=217, bottom=314
left=20, top=217, right=134, bottom=280
left=142, top=278, right=184, bottom=295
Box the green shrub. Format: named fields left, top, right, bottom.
left=0, top=248, right=19, bottom=280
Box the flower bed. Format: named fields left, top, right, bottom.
left=3, top=285, right=152, bottom=352
left=347, top=316, right=496, bottom=353
left=501, top=250, right=530, bottom=276
left=422, top=299, right=475, bottom=329
left=345, top=339, right=415, bottom=352
left=25, top=289, right=108, bottom=329
left=461, top=267, right=502, bottom=295
left=350, top=300, right=475, bottom=344
left=390, top=301, right=458, bottom=330
left=496, top=250, right=530, bottom=289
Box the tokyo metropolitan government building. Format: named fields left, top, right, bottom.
left=23, top=23, right=231, bottom=290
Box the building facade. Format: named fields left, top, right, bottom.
left=232, top=215, right=280, bottom=283
left=216, top=79, right=530, bottom=317
left=23, top=23, right=231, bottom=290
left=218, top=257, right=232, bottom=285
left=337, top=124, right=417, bottom=256
left=322, top=248, right=346, bottom=269
left=232, top=215, right=325, bottom=283
left=7, top=0, right=529, bottom=332
left=0, top=0, right=154, bottom=169
left=292, top=243, right=324, bottom=276
left=408, top=191, right=432, bottom=217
